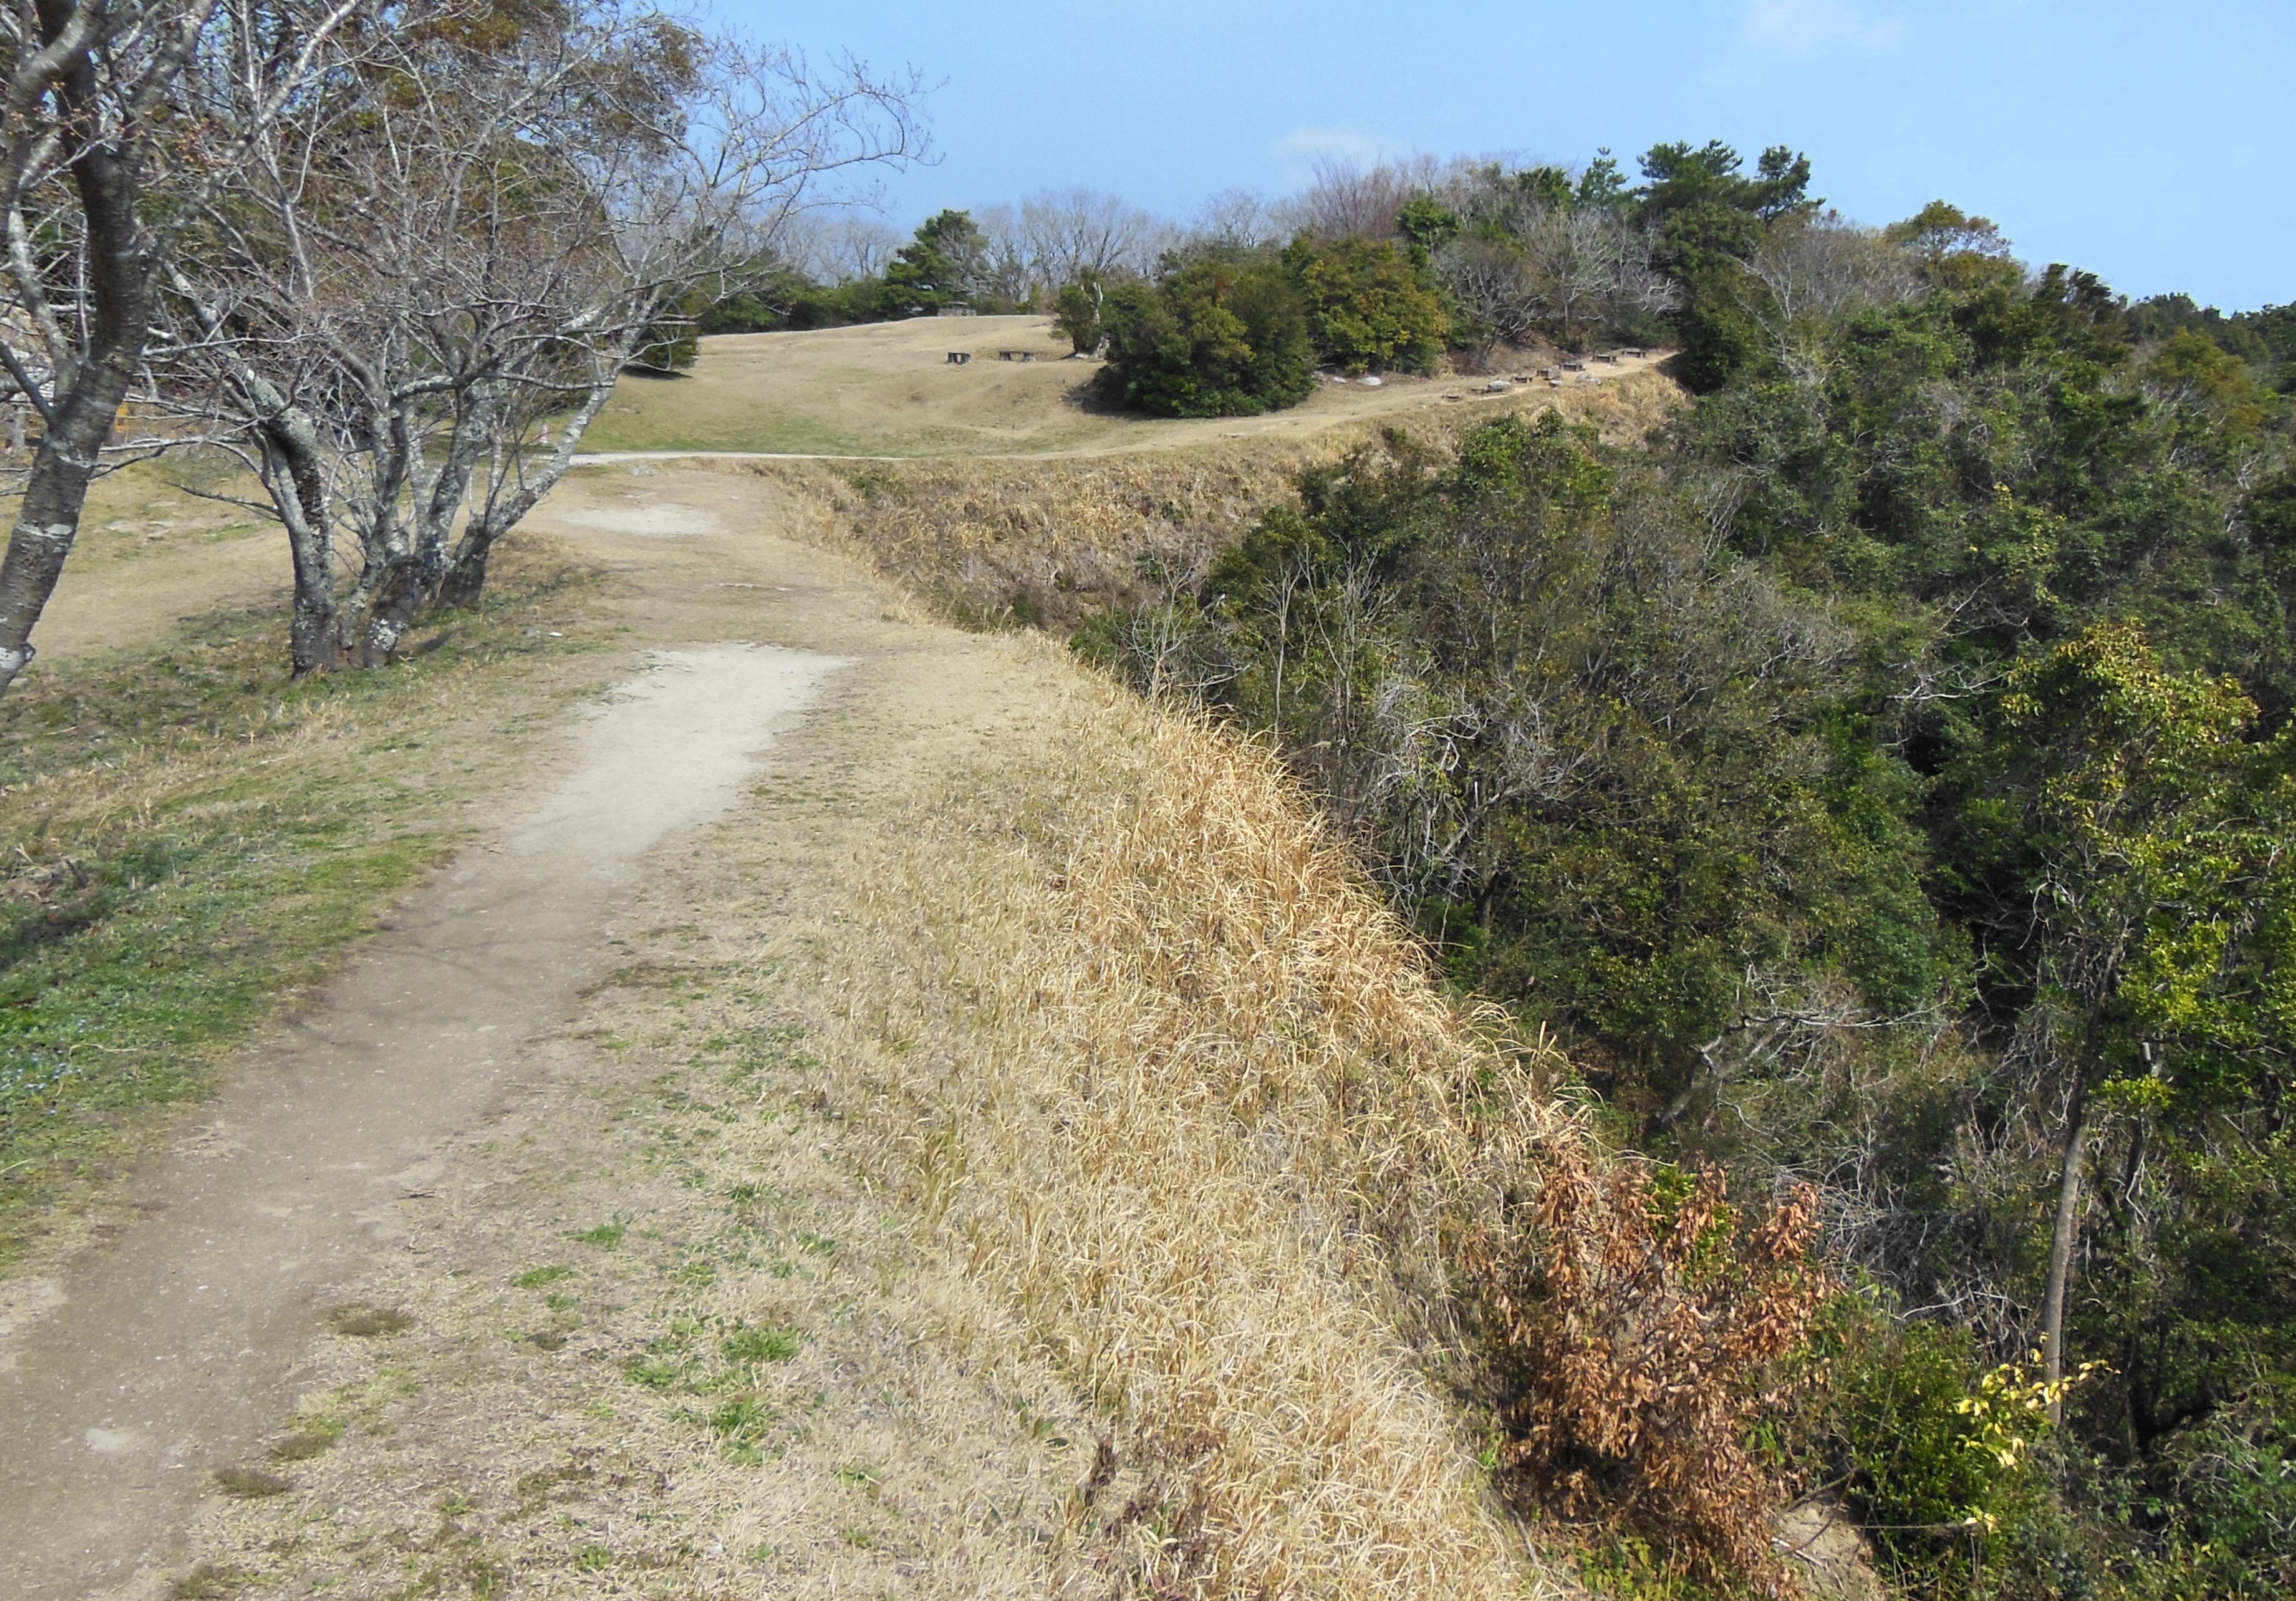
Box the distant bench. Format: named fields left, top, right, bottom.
left=997, top=349, right=1037, bottom=363
left=947, top=351, right=972, bottom=364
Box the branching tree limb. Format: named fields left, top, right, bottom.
left=0, top=0, right=360, bottom=698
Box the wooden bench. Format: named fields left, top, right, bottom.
left=997, top=349, right=1037, bottom=363
left=946, top=351, right=972, bottom=365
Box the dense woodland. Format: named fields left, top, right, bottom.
left=1082, top=145, right=2296, bottom=1599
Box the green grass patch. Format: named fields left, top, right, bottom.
left=269, top=1419, right=345, bottom=1461
left=212, top=1465, right=295, bottom=1498
left=0, top=550, right=609, bottom=1265
left=514, top=1264, right=574, bottom=1289
left=572, top=1220, right=626, bottom=1248
left=708, top=1394, right=774, bottom=1441
left=721, top=1323, right=799, bottom=1364
left=0, top=816, right=438, bottom=1228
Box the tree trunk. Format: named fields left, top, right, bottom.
left=2041, top=1074, right=2092, bottom=1421
left=0, top=56, right=155, bottom=700
left=163, top=267, right=344, bottom=675
left=440, top=362, right=620, bottom=609
left=434, top=514, right=498, bottom=611
left=353, top=385, right=494, bottom=661
left=260, top=410, right=342, bottom=675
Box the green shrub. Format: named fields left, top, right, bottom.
left=1054, top=272, right=1106, bottom=355
left=1285, top=234, right=1448, bottom=374
left=1093, top=252, right=1315, bottom=417
left=2145, top=1386, right=2296, bottom=1598
left=1822, top=1314, right=1996, bottom=1549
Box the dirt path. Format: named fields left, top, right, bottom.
left=0, top=644, right=841, bottom=1597
left=0, top=470, right=1090, bottom=1598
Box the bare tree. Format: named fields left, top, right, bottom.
left=783, top=209, right=903, bottom=282
left=1518, top=206, right=1630, bottom=351
left=967, top=203, right=1038, bottom=306
left=433, top=30, right=921, bottom=624
left=1468, top=200, right=1675, bottom=353
left=0, top=0, right=357, bottom=698
left=967, top=188, right=1164, bottom=306
left=1015, top=186, right=1160, bottom=284
left=1426, top=161, right=1675, bottom=353
left=1748, top=213, right=1919, bottom=337
left=1435, top=238, right=1545, bottom=369
left=1278, top=154, right=1449, bottom=242
left=1190, top=187, right=1279, bottom=252
left=161, top=1, right=922, bottom=671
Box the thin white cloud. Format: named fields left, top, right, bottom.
left=1269, top=126, right=1396, bottom=184
left=1742, top=0, right=1906, bottom=56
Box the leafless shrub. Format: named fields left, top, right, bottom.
left=1468, top=1160, right=1827, bottom=1592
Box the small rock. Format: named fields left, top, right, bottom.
left=1778, top=1497, right=1887, bottom=1601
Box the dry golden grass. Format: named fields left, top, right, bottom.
left=802, top=650, right=1590, bottom=1598
left=579, top=313, right=1676, bottom=461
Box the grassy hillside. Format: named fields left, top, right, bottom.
left=579, top=313, right=1667, bottom=459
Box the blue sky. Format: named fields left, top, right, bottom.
left=721, top=0, right=2292, bottom=311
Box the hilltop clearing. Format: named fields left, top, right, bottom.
left=579, top=313, right=1669, bottom=459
